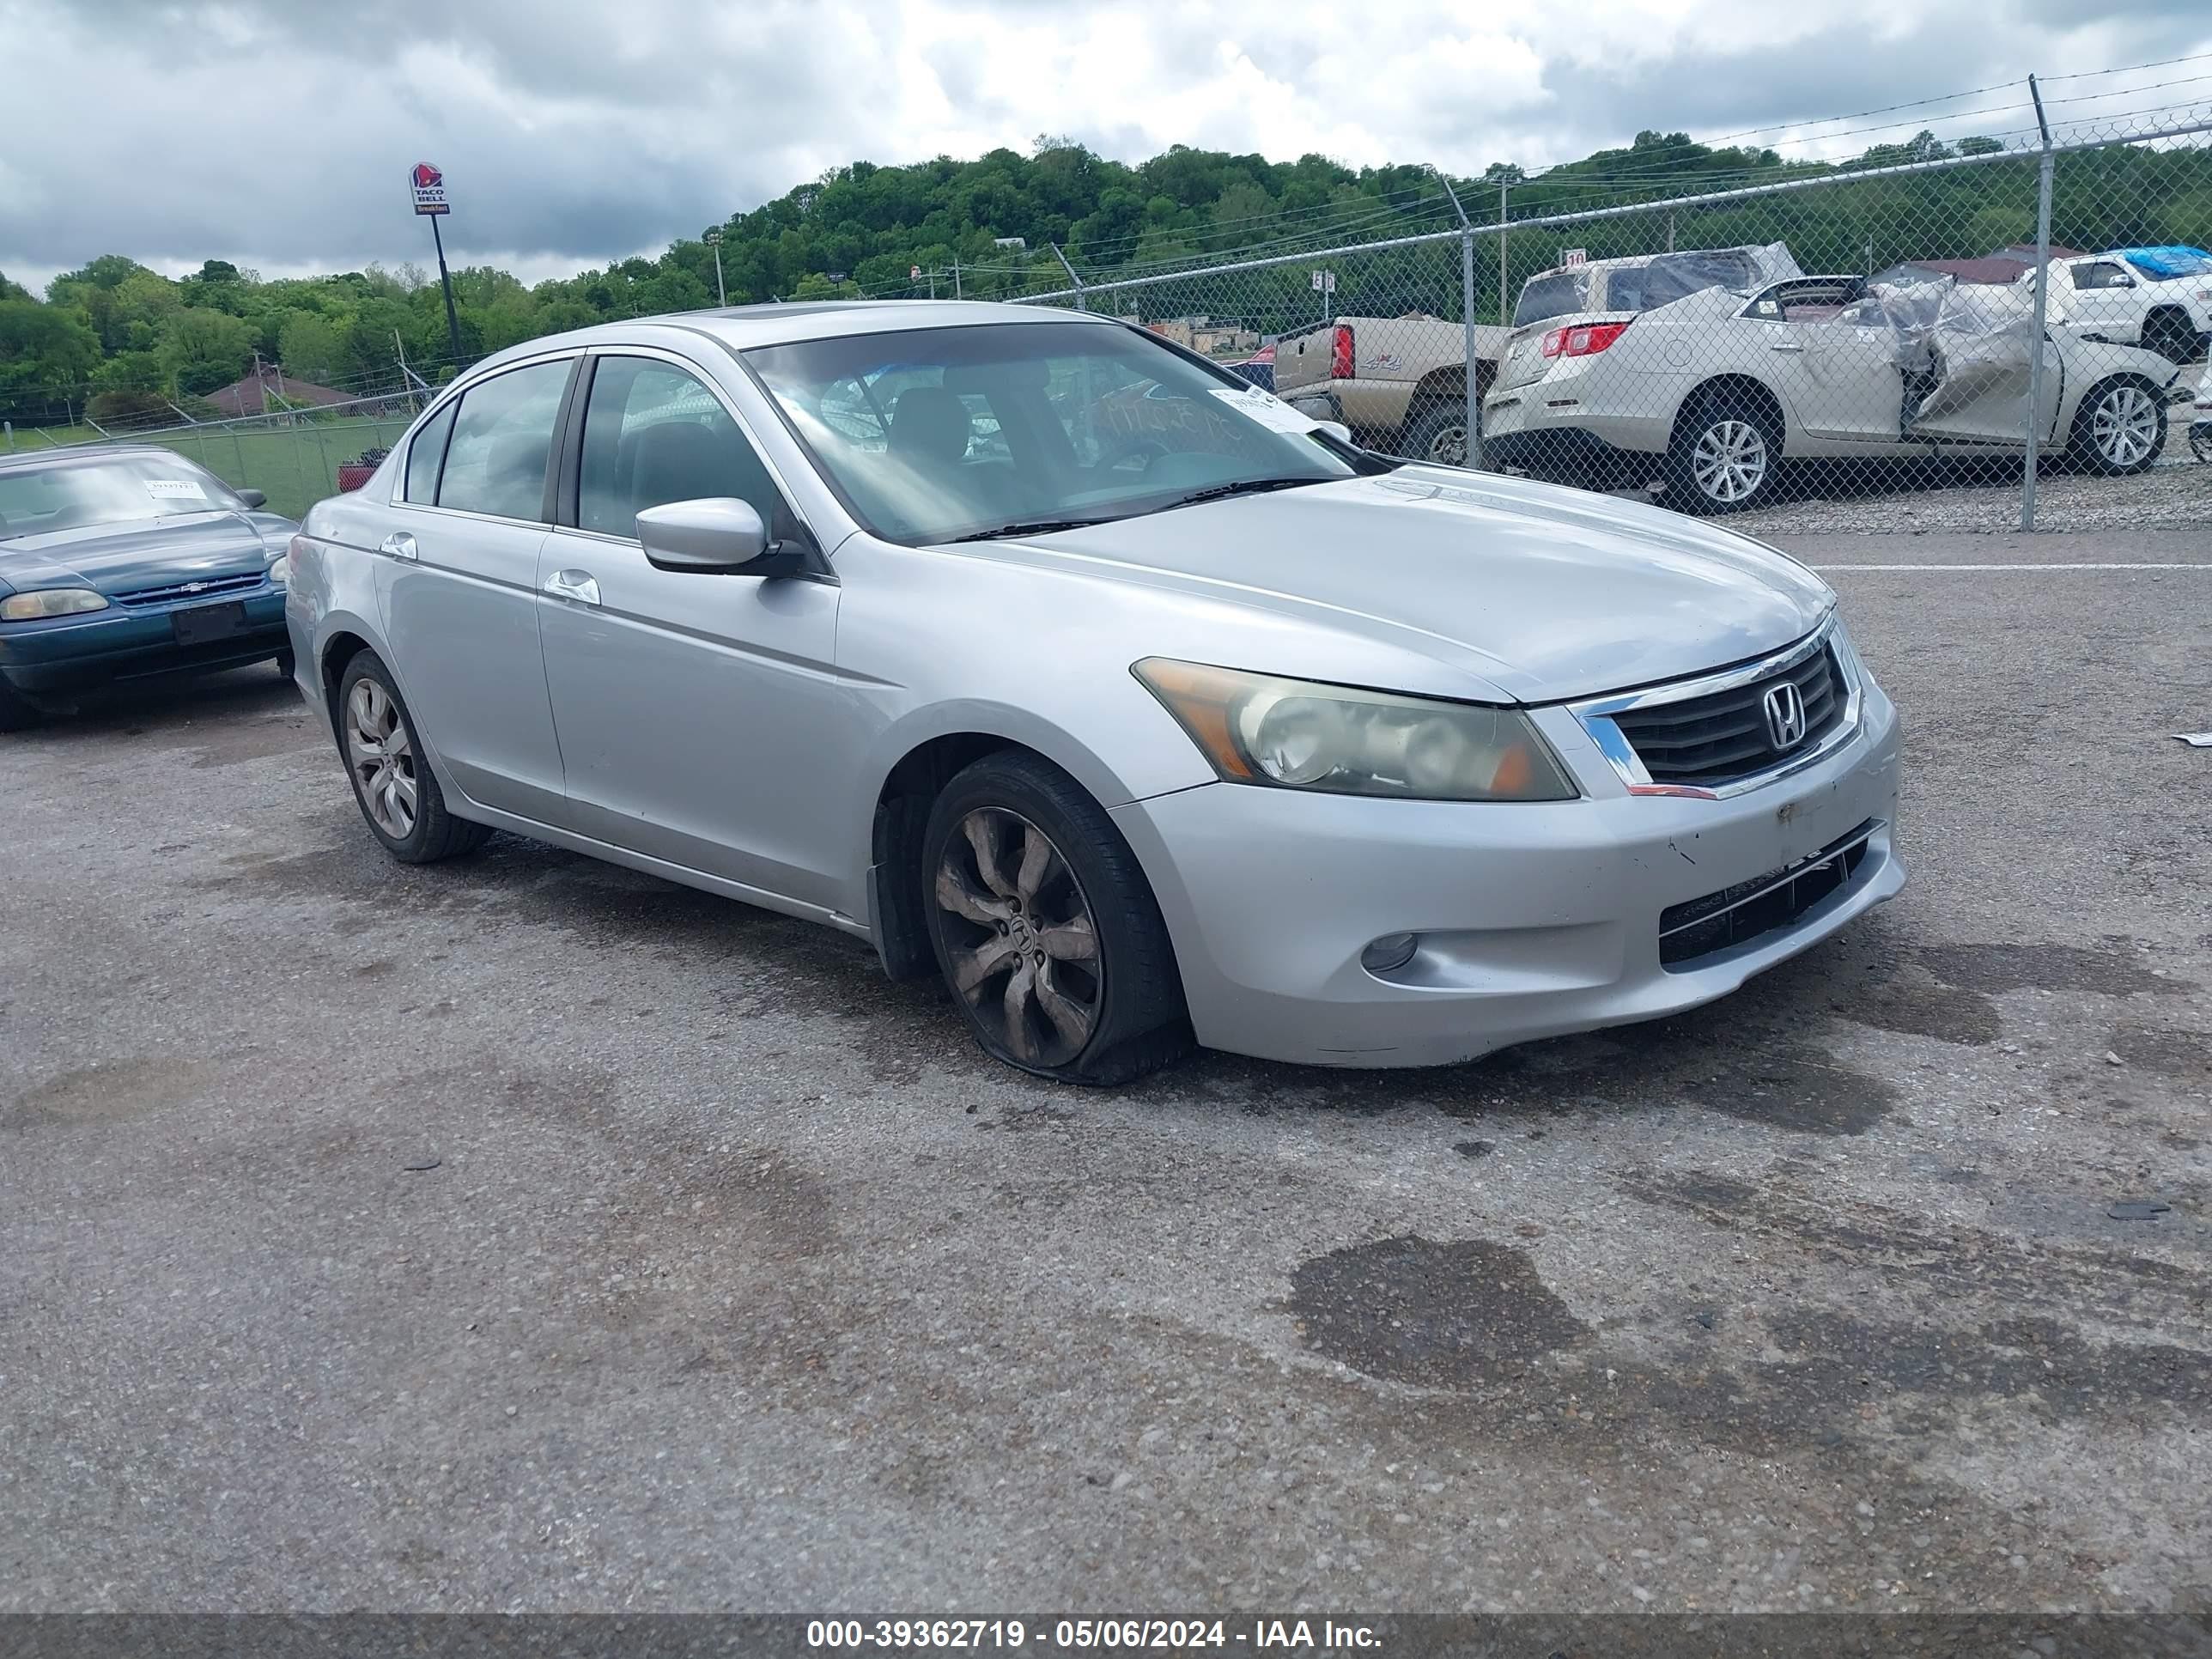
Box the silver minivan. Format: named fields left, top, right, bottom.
left=288, top=301, right=1902, bottom=1083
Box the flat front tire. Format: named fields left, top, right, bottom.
left=336, top=648, right=489, bottom=863
left=921, top=752, right=1190, bottom=1085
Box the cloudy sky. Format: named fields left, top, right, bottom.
left=4, top=0, right=2209, bottom=296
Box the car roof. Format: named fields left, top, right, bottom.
left=0, top=443, right=186, bottom=476
left=461, top=298, right=1103, bottom=380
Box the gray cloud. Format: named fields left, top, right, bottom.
left=4, top=0, right=2208, bottom=295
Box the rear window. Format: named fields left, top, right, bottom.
left=1607, top=251, right=1762, bottom=313
left=1513, top=272, right=1594, bottom=328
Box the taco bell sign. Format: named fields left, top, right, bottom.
left=410, top=162, right=450, bottom=216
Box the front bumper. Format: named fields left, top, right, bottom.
left=1112, top=679, right=1904, bottom=1068
left=0, top=587, right=288, bottom=697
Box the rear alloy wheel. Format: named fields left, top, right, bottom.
left=337, top=648, right=490, bottom=863
left=2072, top=378, right=2167, bottom=475
left=1667, top=397, right=1780, bottom=514
left=1401, top=402, right=1472, bottom=467
left=922, top=752, right=1189, bottom=1085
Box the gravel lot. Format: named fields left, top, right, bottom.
left=3, top=530, right=2209, bottom=1618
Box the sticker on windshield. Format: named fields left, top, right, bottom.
left=143, top=478, right=208, bottom=501
left=1208, top=386, right=1321, bottom=434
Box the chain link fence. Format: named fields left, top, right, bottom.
left=10, top=106, right=2209, bottom=533
left=1013, top=110, right=2212, bottom=534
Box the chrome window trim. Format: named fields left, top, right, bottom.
left=1566, top=613, right=1863, bottom=799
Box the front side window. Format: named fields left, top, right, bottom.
left=576, top=356, right=788, bottom=539
left=0, top=453, right=243, bottom=541
left=745, top=321, right=1356, bottom=545
left=435, top=360, right=571, bottom=520
left=2072, top=262, right=2130, bottom=291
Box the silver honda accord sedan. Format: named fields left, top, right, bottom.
left=286, top=300, right=1903, bottom=1082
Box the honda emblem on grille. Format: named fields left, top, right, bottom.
left=1762, top=681, right=1808, bottom=750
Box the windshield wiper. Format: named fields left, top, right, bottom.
left=1149, top=476, right=1326, bottom=513
left=943, top=514, right=1124, bottom=544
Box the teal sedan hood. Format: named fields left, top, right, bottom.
left=0, top=508, right=292, bottom=599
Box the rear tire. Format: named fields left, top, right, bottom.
left=921, top=751, right=1191, bottom=1085
left=1664, top=392, right=1782, bottom=514
left=336, top=648, right=490, bottom=864
left=2069, top=377, right=2167, bottom=476
left=2142, top=309, right=2201, bottom=365
left=1400, top=400, right=1473, bottom=467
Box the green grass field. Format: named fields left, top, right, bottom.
left=5, top=415, right=414, bottom=520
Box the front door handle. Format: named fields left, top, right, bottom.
left=380, top=532, right=418, bottom=560
left=544, top=568, right=600, bottom=606
left=1768, top=341, right=1805, bottom=354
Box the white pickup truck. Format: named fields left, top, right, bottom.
left=1273, top=313, right=1511, bottom=464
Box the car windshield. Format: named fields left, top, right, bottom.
left=744, top=320, right=1358, bottom=544
left=0, top=453, right=245, bottom=541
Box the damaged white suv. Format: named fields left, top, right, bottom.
left=1483, top=244, right=2183, bottom=513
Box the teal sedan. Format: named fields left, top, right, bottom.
left=0, top=447, right=297, bottom=730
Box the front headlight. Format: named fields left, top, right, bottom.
left=0, top=587, right=110, bottom=621
left=266, top=554, right=291, bottom=586
left=1133, top=658, right=1577, bottom=802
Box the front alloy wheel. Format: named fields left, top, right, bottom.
left=2077, top=380, right=2166, bottom=474
left=920, top=751, right=1190, bottom=1085
left=934, top=807, right=1102, bottom=1069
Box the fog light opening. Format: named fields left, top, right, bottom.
left=1360, top=933, right=1420, bottom=975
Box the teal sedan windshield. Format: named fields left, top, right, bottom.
left=0, top=455, right=245, bottom=542
left=745, top=320, right=1357, bottom=544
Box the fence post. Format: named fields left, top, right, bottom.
left=1433, top=165, right=1482, bottom=470
left=2021, top=74, right=2056, bottom=532
left=1051, top=245, right=1086, bottom=312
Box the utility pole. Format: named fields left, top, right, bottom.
left=705, top=229, right=726, bottom=307
left=952, top=258, right=963, bottom=300
left=1051, top=244, right=1085, bottom=312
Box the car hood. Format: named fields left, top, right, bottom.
left=0, top=509, right=291, bottom=598
left=959, top=469, right=1833, bottom=703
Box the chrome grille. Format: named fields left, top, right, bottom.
left=1612, top=644, right=1844, bottom=787
left=113, top=570, right=266, bottom=607
left=1659, top=819, right=1878, bottom=969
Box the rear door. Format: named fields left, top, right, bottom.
left=1743, top=279, right=1903, bottom=441
left=376, top=355, right=575, bottom=820
left=534, top=349, right=848, bottom=908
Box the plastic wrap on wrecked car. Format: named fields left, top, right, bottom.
left=1515, top=243, right=1805, bottom=325
left=1840, top=270, right=2039, bottom=374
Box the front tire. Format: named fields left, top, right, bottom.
left=1665, top=393, right=1782, bottom=514
left=336, top=648, right=489, bottom=863
left=921, top=752, right=1190, bottom=1085
left=0, top=678, right=43, bottom=733
left=2070, top=377, right=2167, bottom=476
left=2142, top=309, right=2201, bottom=365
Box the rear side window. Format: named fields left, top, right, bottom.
left=435, top=360, right=572, bottom=520
left=574, top=356, right=790, bottom=539
left=403, top=402, right=457, bottom=503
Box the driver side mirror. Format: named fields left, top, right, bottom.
left=636, top=497, right=807, bottom=578
left=236, top=488, right=266, bottom=509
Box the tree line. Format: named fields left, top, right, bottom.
left=4, top=126, right=2207, bottom=427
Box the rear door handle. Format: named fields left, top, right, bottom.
left=1769, top=341, right=1805, bottom=354
left=544, top=568, right=600, bottom=606
left=380, top=532, right=418, bottom=560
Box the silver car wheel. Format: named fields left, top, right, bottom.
left=343, top=678, right=418, bottom=841
left=933, top=806, right=1102, bottom=1067
left=1426, top=422, right=1468, bottom=466
left=2091, top=384, right=2160, bottom=469
left=1692, top=418, right=1769, bottom=503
